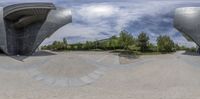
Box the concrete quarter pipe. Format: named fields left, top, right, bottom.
left=174, top=7, right=200, bottom=47
left=0, top=3, right=72, bottom=55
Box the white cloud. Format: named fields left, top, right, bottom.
left=1, top=0, right=198, bottom=47
left=42, top=23, right=111, bottom=44
left=42, top=1, right=200, bottom=47
left=78, top=4, right=119, bottom=19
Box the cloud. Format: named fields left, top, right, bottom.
left=0, top=0, right=199, bottom=47
left=59, top=1, right=197, bottom=47
left=78, top=4, right=118, bottom=19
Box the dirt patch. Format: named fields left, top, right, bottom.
left=119, top=53, right=139, bottom=64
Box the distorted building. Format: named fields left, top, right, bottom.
left=174, top=7, right=200, bottom=50
left=0, top=3, right=72, bottom=55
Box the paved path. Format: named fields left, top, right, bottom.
left=0, top=51, right=199, bottom=99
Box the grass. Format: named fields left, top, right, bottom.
left=49, top=49, right=175, bottom=56
left=139, top=52, right=162, bottom=55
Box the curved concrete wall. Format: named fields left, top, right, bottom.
left=0, top=3, right=72, bottom=55
left=174, top=7, right=200, bottom=46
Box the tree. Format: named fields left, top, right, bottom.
left=63, top=38, right=68, bottom=45
left=157, top=35, right=175, bottom=52
left=94, top=40, right=100, bottom=49
left=138, top=32, right=149, bottom=52
left=174, top=44, right=180, bottom=51
left=119, top=30, right=135, bottom=50
left=63, top=37, right=68, bottom=50
left=128, top=44, right=140, bottom=51
left=85, top=41, right=95, bottom=50
left=76, top=43, right=83, bottom=50
left=148, top=43, right=157, bottom=52
left=109, top=36, right=120, bottom=50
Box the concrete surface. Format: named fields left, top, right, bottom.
left=0, top=51, right=199, bottom=99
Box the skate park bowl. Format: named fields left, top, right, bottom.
left=174, top=7, right=200, bottom=46
left=0, top=50, right=144, bottom=87
left=0, top=51, right=121, bottom=87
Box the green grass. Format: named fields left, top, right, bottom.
left=139, top=52, right=162, bottom=55
left=50, top=49, right=175, bottom=56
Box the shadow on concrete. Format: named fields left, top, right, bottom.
left=32, top=51, right=56, bottom=56
left=110, top=50, right=138, bottom=59
left=182, top=51, right=200, bottom=56
left=10, top=50, right=57, bottom=61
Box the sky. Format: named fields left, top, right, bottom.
left=1, top=0, right=200, bottom=47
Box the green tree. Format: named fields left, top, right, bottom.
left=63, top=38, right=67, bottom=45
left=128, top=44, right=140, bottom=51
left=109, top=36, right=119, bottom=50
left=119, top=30, right=135, bottom=50
left=62, top=38, right=68, bottom=50
left=138, top=32, right=149, bottom=52
left=99, top=41, right=108, bottom=50
left=50, top=41, right=66, bottom=51
left=157, top=35, right=175, bottom=52
left=174, top=44, right=180, bottom=51
left=148, top=43, right=157, bottom=52
left=85, top=41, right=94, bottom=50
left=76, top=43, right=83, bottom=50
left=94, top=40, right=100, bottom=49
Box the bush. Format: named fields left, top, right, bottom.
left=157, top=35, right=175, bottom=52
left=137, top=32, right=149, bottom=52
left=186, top=47, right=197, bottom=52
left=128, top=44, right=140, bottom=51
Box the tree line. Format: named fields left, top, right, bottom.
left=41, top=30, right=196, bottom=53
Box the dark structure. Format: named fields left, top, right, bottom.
left=0, top=3, right=72, bottom=55
left=174, top=7, right=200, bottom=50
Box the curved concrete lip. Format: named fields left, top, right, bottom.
left=3, top=3, right=56, bottom=17
left=28, top=53, right=106, bottom=87
left=175, top=7, right=200, bottom=12
left=174, top=7, right=200, bottom=46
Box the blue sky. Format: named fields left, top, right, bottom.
left=1, top=0, right=200, bottom=47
